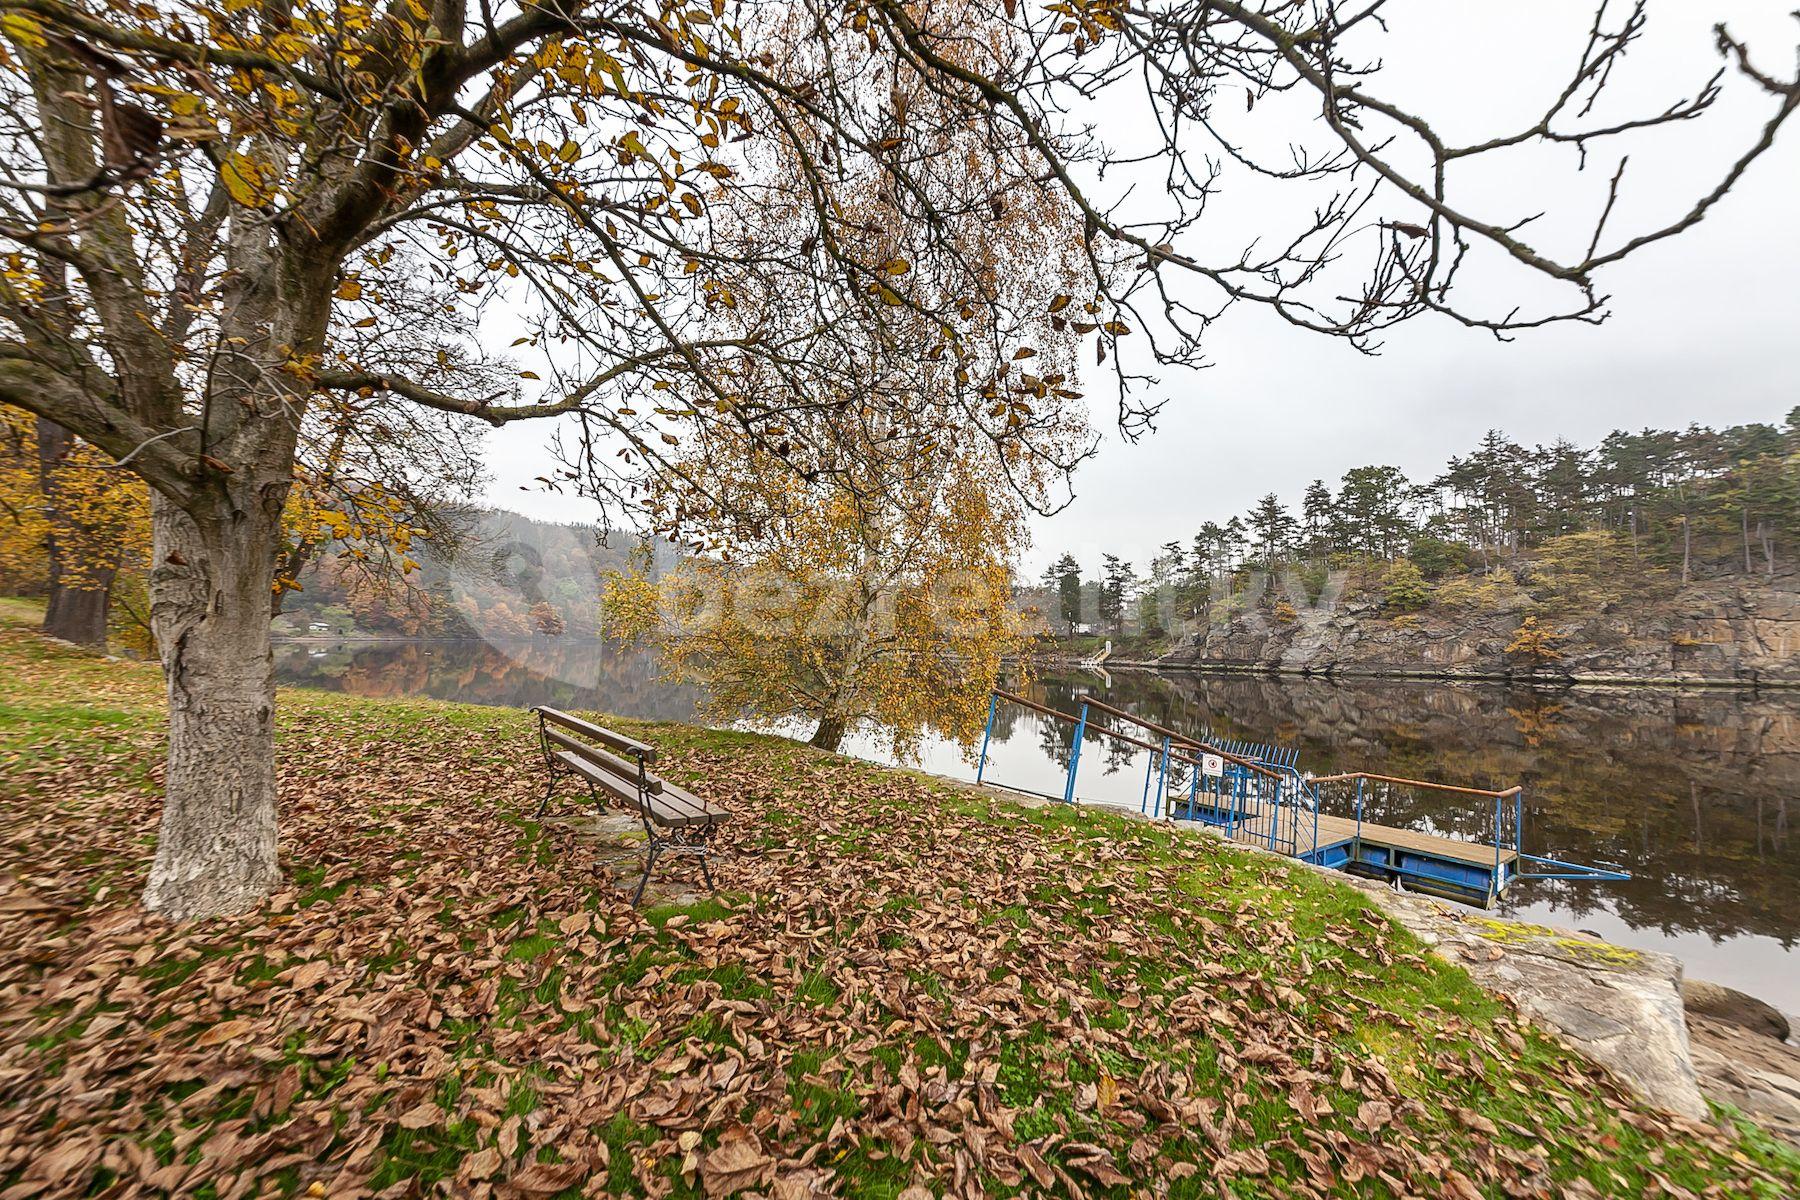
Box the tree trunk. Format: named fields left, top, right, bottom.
left=36, top=416, right=116, bottom=646
left=142, top=494, right=283, bottom=921
left=43, top=579, right=110, bottom=646
left=809, top=715, right=849, bottom=752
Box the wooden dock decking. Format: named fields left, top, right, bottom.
left=1233, top=811, right=1516, bottom=865
left=1187, top=803, right=1517, bottom=869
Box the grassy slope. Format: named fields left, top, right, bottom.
left=0, top=599, right=1794, bottom=1199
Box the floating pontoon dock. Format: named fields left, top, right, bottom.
left=975, top=689, right=1626, bottom=908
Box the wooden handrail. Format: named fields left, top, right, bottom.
left=988, top=691, right=1521, bottom=806
left=1077, top=695, right=1287, bottom=779
left=1077, top=695, right=1201, bottom=746
left=1308, top=771, right=1522, bottom=799
left=991, top=688, right=1065, bottom=722
left=992, top=689, right=1166, bottom=757
left=992, top=689, right=1282, bottom=780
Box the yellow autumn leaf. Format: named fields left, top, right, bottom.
left=335, top=279, right=362, bottom=301
left=221, top=153, right=277, bottom=207
left=0, top=12, right=46, bottom=49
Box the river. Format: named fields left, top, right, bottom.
left=274, top=637, right=1799, bottom=1011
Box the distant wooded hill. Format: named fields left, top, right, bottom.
left=274, top=509, right=678, bottom=639
left=1035, top=410, right=1800, bottom=638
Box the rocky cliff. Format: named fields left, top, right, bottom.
left=1157, top=575, right=1800, bottom=685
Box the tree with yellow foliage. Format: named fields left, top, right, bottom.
left=605, top=417, right=1047, bottom=755
left=0, top=405, right=148, bottom=645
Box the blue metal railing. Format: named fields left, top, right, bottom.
left=976, top=690, right=1630, bottom=901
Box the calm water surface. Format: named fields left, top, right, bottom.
left=275, top=639, right=1799, bottom=1011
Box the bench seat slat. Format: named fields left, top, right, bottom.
left=533, top=706, right=657, bottom=762
left=656, top=779, right=727, bottom=821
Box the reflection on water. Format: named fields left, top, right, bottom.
left=274, top=638, right=707, bottom=723
left=275, top=640, right=1799, bottom=1011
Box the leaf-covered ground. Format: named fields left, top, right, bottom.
left=1, top=609, right=1796, bottom=1199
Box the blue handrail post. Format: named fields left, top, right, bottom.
left=1310, top=778, right=1320, bottom=861
left=975, top=692, right=998, bottom=786
left=1153, top=736, right=1171, bottom=819
left=1063, top=702, right=1088, bottom=805
left=1354, top=776, right=1365, bottom=851
left=1491, top=792, right=1503, bottom=906
left=1186, top=759, right=1200, bottom=820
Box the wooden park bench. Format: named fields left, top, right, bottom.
left=531, top=706, right=729, bottom=904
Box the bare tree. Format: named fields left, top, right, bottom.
left=0, top=0, right=1792, bottom=918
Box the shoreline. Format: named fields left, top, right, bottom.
left=1077, top=655, right=1800, bottom=691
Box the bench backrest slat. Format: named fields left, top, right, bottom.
left=544, top=727, right=662, bottom=794
left=533, top=707, right=657, bottom=763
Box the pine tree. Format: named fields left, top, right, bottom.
left=1045, top=552, right=1084, bottom=633
left=1301, top=479, right=1335, bottom=561
left=1099, top=554, right=1137, bottom=635
left=1220, top=517, right=1248, bottom=572
left=1336, top=466, right=1413, bottom=558
left=1248, top=493, right=1297, bottom=568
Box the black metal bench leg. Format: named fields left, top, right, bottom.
left=631, top=842, right=662, bottom=906
left=698, top=843, right=716, bottom=892
left=536, top=771, right=558, bottom=817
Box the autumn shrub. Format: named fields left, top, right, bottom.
left=1382, top=559, right=1432, bottom=613
left=1506, top=615, right=1564, bottom=666
left=1527, top=531, right=1669, bottom=613
left=1434, top=574, right=1531, bottom=612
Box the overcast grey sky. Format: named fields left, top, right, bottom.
left=484, top=1, right=1800, bottom=575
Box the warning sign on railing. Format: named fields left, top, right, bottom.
left=1201, top=753, right=1225, bottom=778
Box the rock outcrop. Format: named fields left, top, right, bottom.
left=1348, top=884, right=1711, bottom=1121
left=1682, top=978, right=1792, bottom=1043
left=1686, top=1007, right=1800, bottom=1147
left=1158, top=575, right=1800, bottom=685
